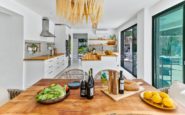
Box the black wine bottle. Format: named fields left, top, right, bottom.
left=86, top=68, right=94, bottom=99
left=80, top=79, right=86, bottom=97
left=119, top=71, right=124, bottom=94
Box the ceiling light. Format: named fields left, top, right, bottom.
left=56, top=0, right=104, bottom=29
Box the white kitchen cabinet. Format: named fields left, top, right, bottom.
left=55, top=24, right=71, bottom=53
left=25, top=55, right=67, bottom=88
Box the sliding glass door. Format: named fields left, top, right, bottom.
left=121, top=25, right=137, bottom=77
left=153, top=2, right=185, bottom=88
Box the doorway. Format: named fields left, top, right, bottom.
left=152, top=2, right=185, bottom=88
left=121, top=24, right=137, bottom=77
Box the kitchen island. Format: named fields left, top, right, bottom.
left=81, top=52, right=119, bottom=77
left=24, top=53, right=68, bottom=88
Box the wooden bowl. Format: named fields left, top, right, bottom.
left=140, top=92, right=176, bottom=110
left=37, top=90, right=70, bottom=104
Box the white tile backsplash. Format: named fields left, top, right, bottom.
left=25, top=41, right=53, bottom=58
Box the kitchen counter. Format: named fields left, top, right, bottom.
left=24, top=53, right=68, bottom=88
left=24, top=53, right=65, bottom=61
left=81, top=52, right=119, bottom=76
left=81, top=52, right=118, bottom=61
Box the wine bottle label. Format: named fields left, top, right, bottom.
left=81, top=90, right=86, bottom=95
left=90, top=88, right=94, bottom=96
left=120, top=84, right=124, bottom=90
left=120, top=80, right=124, bottom=84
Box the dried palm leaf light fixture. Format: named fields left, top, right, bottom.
left=56, top=0, right=104, bottom=29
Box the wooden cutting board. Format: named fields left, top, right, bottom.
left=101, top=86, right=145, bottom=101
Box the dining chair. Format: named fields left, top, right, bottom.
left=59, top=69, right=85, bottom=80
left=0, top=88, right=23, bottom=106
left=7, top=89, right=23, bottom=99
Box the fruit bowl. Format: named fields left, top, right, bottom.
left=140, top=91, right=176, bottom=110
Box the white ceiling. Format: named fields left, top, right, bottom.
left=15, top=0, right=160, bottom=29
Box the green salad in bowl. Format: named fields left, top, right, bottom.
left=36, top=84, right=69, bottom=104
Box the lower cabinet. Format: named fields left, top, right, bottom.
left=24, top=55, right=67, bottom=88
left=44, top=55, right=66, bottom=78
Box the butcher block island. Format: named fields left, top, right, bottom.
left=24, top=53, right=68, bottom=88
left=81, top=52, right=119, bottom=76
left=0, top=79, right=184, bottom=115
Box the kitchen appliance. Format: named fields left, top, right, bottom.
left=66, top=35, right=71, bottom=66
left=40, top=17, right=55, bottom=37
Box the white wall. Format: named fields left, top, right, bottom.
left=0, top=9, right=23, bottom=89
left=116, top=0, right=184, bottom=84
left=0, top=0, right=55, bottom=89
left=0, top=0, right=55, bottom=42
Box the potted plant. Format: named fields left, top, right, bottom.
left=107, top=34, right=117, bottom=45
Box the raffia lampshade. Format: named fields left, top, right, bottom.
left=56, top=0, right=104, bottom=29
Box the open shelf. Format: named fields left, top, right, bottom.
left=89, top=44, right=117, bottom=46
left=89, top=39, right=112, bottom=41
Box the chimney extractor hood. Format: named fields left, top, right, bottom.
left=40, top=17, right=55, bottom=37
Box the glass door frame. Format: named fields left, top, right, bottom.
left=152, top=1, right=185, bottom=88
left=121, top=24, right=137, bottom=77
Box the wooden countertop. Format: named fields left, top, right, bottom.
left=81, top=52, right=118, bottom=61
left=24, top=53, right=64, bottom=61
left=0, top=79, right=184, bottom=115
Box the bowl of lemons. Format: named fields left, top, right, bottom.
left=140, top=91, right=176, bottom=110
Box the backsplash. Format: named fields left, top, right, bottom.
left=25, top=40, right=55, bottom=58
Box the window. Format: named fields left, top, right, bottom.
left=152, top=2, right=185, bottom=88
left=121, top=24, right=137, bottom=77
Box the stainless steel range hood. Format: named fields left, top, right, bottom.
left=40, top=17, right=55, bottom=37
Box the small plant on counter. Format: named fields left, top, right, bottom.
left=110, top=34, right=117, bottom=40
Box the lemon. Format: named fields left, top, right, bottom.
left=159, top=92, right=169, bottom=98
left=162, top=97, right=174, bottom=108
left=152, top=91, right=159, bottom=96
left=151, top=94, right=162, bottom=104
left=144, top=91, right=153, bottom=99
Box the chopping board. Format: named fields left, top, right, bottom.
left=101, top=86, right=145, bottom=101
